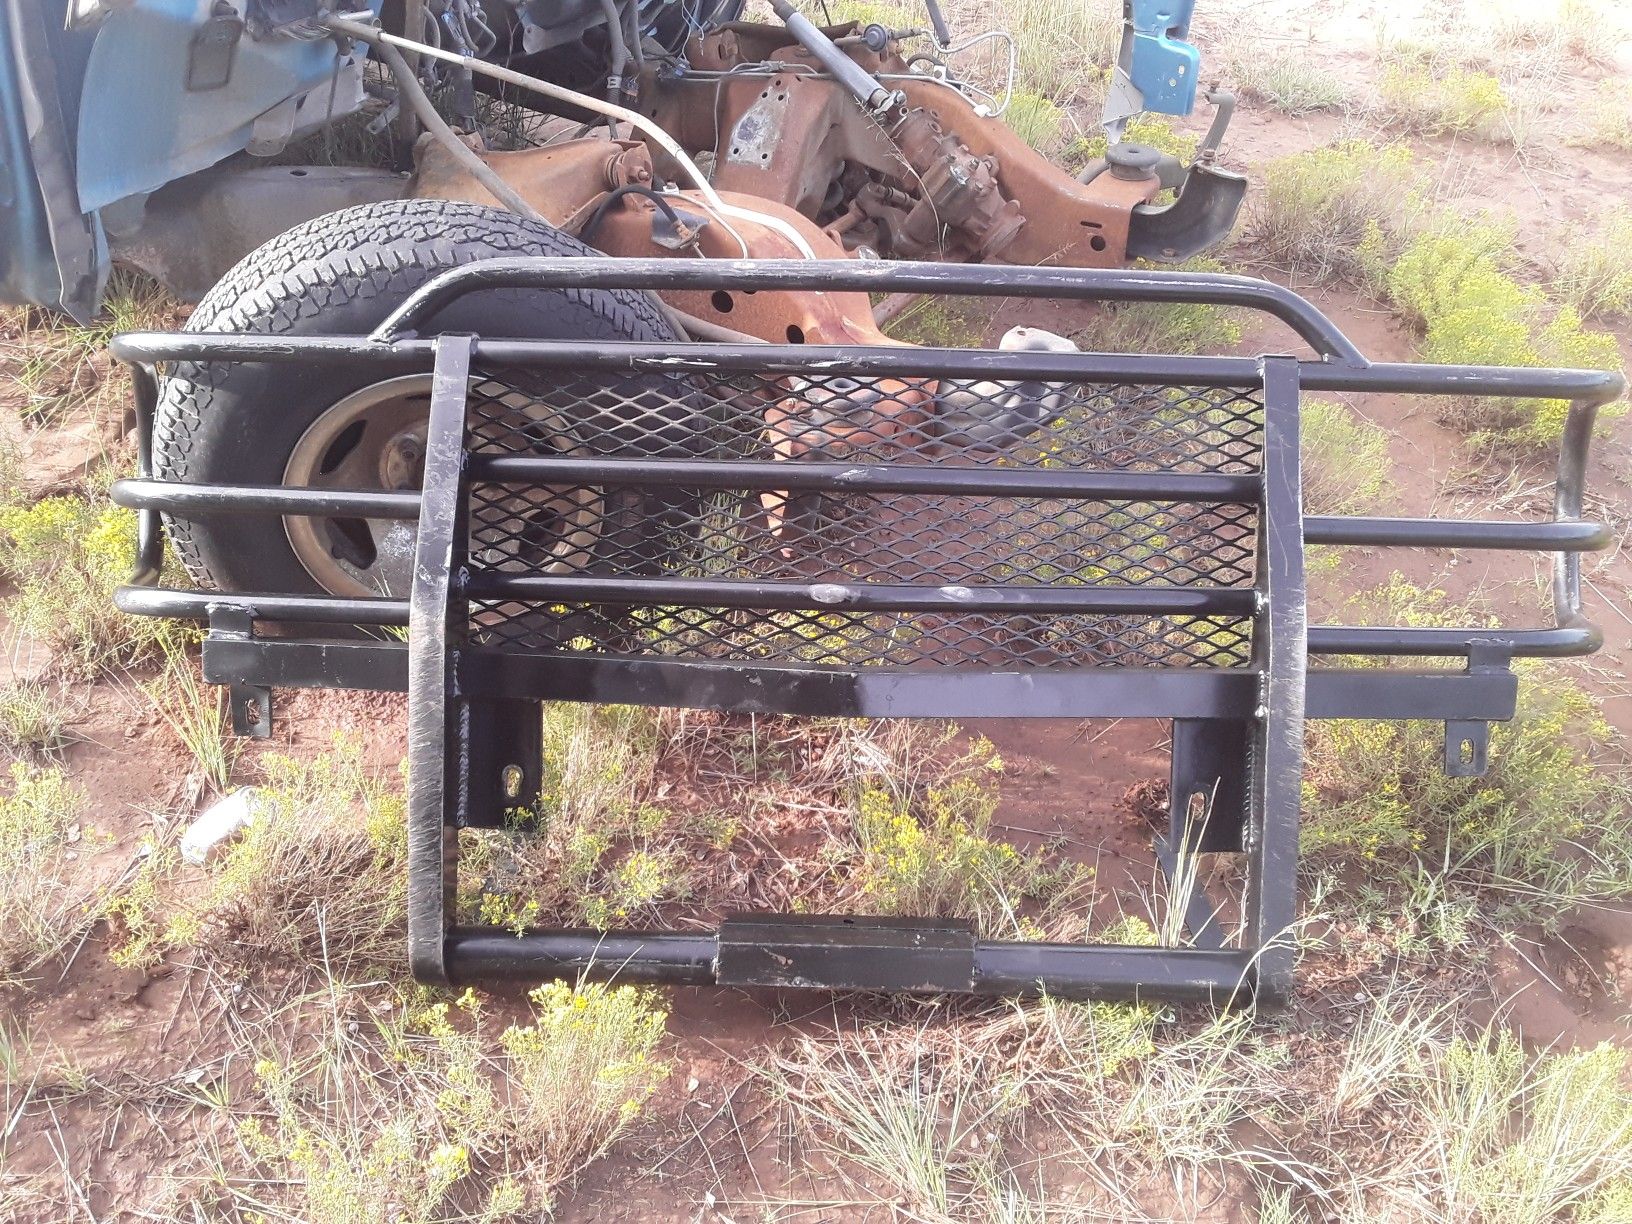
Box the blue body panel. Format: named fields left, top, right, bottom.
left=1125, top=0, right=1200, bottom=117
left=76, top=0, right=371, bottom=212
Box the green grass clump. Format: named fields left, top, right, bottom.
left=1086, top=257, right=1243, bottom=355
left=1302, top=578, right=1631, bottom=932
left=1376, top=54, right=1508, bottom=139
left=851, top=735, right=1072, bottom=934
left=1003, top=90, right=1066, bottom=156
left=1554, top=206, right=1632, bottom=320
left=1224, top=40, right=1346, bottom=115
left=1250, top=140, right=1427, bottom=287
left=461, top=704, right=690, bottom=931
left=0, top=680, right=74, bottom=759
left=234, top=979, right=666, bottom=1219
left=0, top=494, right=187, bottom=674
left=1385, top=225, right=1625, bottom=447
left=112, top=736, right=407, bottom=972
left=1301, top=399, right=1392, bottom=517
left=0, top=762, right=97, bottom=982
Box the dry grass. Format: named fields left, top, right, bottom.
left=0, top=762, right=99, bottom=983
left=0, top=679, right=76, bottom=759
left=1553, top=206, right=1632, bottom=321
left=1223, top=36, right=1346, bottom=116
left=1301, top=399, right=1393, bottom=517
left=142, top=636, right=239, bottom=797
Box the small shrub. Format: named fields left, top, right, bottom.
left=1004, top=90, right=1066, bottom=156
left=1554, top=206, right=1632, bottom=320
left=1250, top=140, right=1427, bottom=287
left=1301, top=399, right=1392, bottom=517
left=0, top=494, right=188, bottom=674
left=1385, top=225, right=1625, bottom=448
left=1224, top=40, right=1345, bottom=115
left=1376, top=53, right=1507, bottom=139
left=142, top=636, right=237, bottom=795
left=1302, top=578, right=1632, bottom=929
left=850, top=737, right=1071, bottom=933
left=142, top=736, right=408, bottom=971
left=1421, top=1033, right=1632, bottom=1222
left=0, top=680, right=74, bottom=759
left=235, top=979, right=666, bottom=1219
left=0, top=763, right=97, bottom=981
left=1579, top=79, right=1632, bottom=151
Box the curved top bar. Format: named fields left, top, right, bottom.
left=370, top=257, right=1372, bottom=367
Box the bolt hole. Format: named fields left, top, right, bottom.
left=289, top=168, right=308, bottom=177
left=1088, top=234, right=1108, bottom=252
left=786, top=324, right=805, bottom=343
left=1460, top=740, right=1475, bottom=764
left=501, top=764, right=524, bottom=800
left=711, top=289, right=735, bottom=313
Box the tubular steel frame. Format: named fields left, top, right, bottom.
left=109, top=260, right=1619, bottom=1006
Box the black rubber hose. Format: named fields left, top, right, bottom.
left=578, top=184, right=684, bottom=244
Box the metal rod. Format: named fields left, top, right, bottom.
left=111, top=478, right=422, bottom=519
left=1304, top=515, right=1610, bottom=551
left=467, top=455, right=1263, bottom=502
left=463, top=573, right=1260, bottom=616
left=1308, top=624, right=1599, bottom=657
left=114, top=586, right=409, bottom=626
left=971, top=943, right=1254, bottom=1002
left=371, top=256, right=1369, bottom=362
left=444, top=927, right=718, bottom=985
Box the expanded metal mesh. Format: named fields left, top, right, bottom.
left=463, top=364, right=1264, bottom=667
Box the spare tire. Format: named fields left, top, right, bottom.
left=153, top=197, right=698, bottom=605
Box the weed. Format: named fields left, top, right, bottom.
left=152, top=736, right=407, bottom=972
left=1580, top=79, right=1632, bottom=151
left=1083, top=257, right=1242, bottom=355
left=0, top=494, right=189, bottom=674
left=1223, top=38, right=1345, bottom=116
left=0, top=762, right=97, bottom=982
left=1302, top=577, right=1632, bottom=931
left=0, top=270, right=175, bottom=431
left=231, top=978, right=666, bottom=1219
left=1001, top=0, right=1120, bottom=99
left=1554, top=206, right=1632, bottom=320
left=1385, top=224, right=1625, bottom=448
left=881, top=299, right=986, bottom=347
left=142, top=636, right=238, bottom=795
left=1301, top=399, right=1392, bottom=517
left=1410, top=1032, right=1632, bottom=1222
left=1249, top=140, right=1428, bottom=287
left=1376, top=49, right=1507, bottom=140
left=0, top=680, right=74, bottom=759
left=1003, top=90, right=1066, bottom=157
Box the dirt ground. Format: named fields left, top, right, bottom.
left=3, top=0, right=1632, bottom=1220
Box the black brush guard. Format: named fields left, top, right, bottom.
left=109, top=260, right=1618, bottom=1006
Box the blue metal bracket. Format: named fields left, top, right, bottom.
left=1124, top=0, right=1200, bottom=117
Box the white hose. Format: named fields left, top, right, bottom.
left=326, top=13, right=818, bottom=258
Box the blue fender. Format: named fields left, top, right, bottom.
left=1125, top=0, right=1200, bottom=117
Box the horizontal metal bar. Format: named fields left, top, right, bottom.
left=371, top=256, right=1370, bottom=365
left=1306, top=667, right=1516, bottom=721
left=1305, top=515, right=1609, bottom=551
left=1309, top=623, right=1599, bottom=658
left=1301, top=360, right=1624, bottom=401
left=458, top=652, right=1260, bottom=718
left=115, top=585, right=409, bottom=626
left=202, top=635, right=408, bottom=691
left=444, top=926, right=717, bottom=986
left=441, top=921, right=1255, bottom=1001
left=467, top=455, right=1264, bottom=503
left=462, top=574, right=1259, bottom=616
left=109, top=331, right=433, bottom=366
left=195, top=642, right=1523, bottom=725
left=111, top=478, right=421, bottom=520
left=971, top=943, right=1254, bottom=1002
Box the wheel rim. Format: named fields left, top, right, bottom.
left=282, top=375, right=602, bottom=599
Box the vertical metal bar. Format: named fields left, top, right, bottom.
left=1245, top=357, right=1308, bottom=1006
left=407, top=334, right=474, bottom=984
left=128, top=363, right=166, bottom=585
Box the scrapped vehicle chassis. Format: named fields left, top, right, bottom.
left=110, top=260, right=1615, bottom=1006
